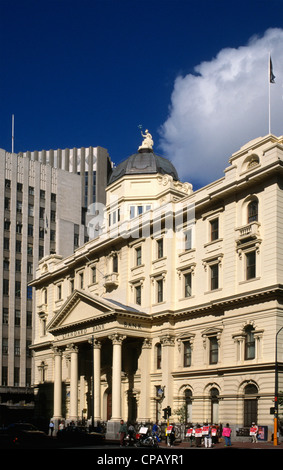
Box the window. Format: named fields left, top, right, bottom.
left=210, top=264, right=219, bottom=290
left=3, top=308, right=8, bottom=325
left=4, top=238, right=9, bottom=251
left=26, top=311, right=32, bottom=328
left=15, top=309, right=21, bottom=326
left=209, top=336, right=218, bottom=364
left=57, top=284, right=62, bottom=300
left=14, top=339, right=20, bottom=356
left=246, top=251, right=256, bottom=280
left=16, top=240, right=21, bottom=253
left=184, top=341, right=192, bottom=367
left=91, top=266, right=97, bottom=284
left=184, top=272, right=192, bottom=297
left=5, top=197, right=10, bottom=210
left=156, top=343, right=162, bottom=369
left=135, top=246, right=142, bottom=266
left=28, top=224, right=33, bottom=237
left=15, top=259, right=21, bottom=272
left=79, top=272, right=84, bottom=289
left=113, top=254, right=118, bottom=273
left=244, top=384, right=258, bottom=427
left=157, top=239, right=163, bottom=259
left=135, top=285, right=142, bottom=305
left=16, top=201, right=22, bottom=213
left=15, top=281, right=21, bottom=297
left=210, top=218, right=219, bottom=241
left=184, top=228, right=192, bottom=251
left=157, top=279, right=163, bottom=303
left=245, top=325, right=255, bottom=360
left=3, top=279, right=9, bottom=296
left=28, top=204, right=34, bottom=217
left=2, top=338, right=8, bottom=355
left=248, top=200, right=258, bottom=223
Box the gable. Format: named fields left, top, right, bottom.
left=48, top=290, right=115, bottom=332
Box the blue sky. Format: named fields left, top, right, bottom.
left=1, top=0, right=283, bottom=188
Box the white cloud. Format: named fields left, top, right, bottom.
left=159, top=28, right=283, bottom=188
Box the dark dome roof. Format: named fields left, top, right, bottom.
left=108, top=148, right=179, bottom=185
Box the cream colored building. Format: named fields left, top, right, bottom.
left=30, top=132, right=283, bottom=440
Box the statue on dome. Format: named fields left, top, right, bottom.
left=138, top=128, right=154, bottom=151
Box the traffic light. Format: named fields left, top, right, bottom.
left=162, top=406, right=172, bottom=420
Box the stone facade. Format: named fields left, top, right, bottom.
left=30, top=134, right=283, bottom=439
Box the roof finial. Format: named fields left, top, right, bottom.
left=138, top=126, right=154, bottom=151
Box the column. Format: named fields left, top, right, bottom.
left=53, top=347, right=62, bottom=420
left=93, top=338, right=101, bottom=421
left=69, top=344, right=79, bottom=421
left=109, top=334, right=126, bottom=421
left=160, top=335, right=175, bottom=407
left=138, top=338, right=152, bottom=422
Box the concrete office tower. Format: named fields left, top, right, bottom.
left=0, top=146, right=111, bottom=419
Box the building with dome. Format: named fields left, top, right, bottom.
left=30, top=131, right=283, bottom=440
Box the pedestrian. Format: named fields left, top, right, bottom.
left=118, top=419, right=127, bottom=447
left=211, top=424, right=218, bottom=444
left=250, top=422, right=258, bottom=443
left=222, top=423, right=232, bottom=446
left=49, top=420, right=54, bottom=436
left=186, top=424, right=195, bottom=446
left=195, top=423, right=203, bottom=447
left=169, top=425, right=175, bottom=447
left=203, top=424, right=212, bottom=448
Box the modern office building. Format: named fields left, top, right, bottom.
left=0, top=145, right=111, bottom=420
left=30, top=132, right=283, bottom=440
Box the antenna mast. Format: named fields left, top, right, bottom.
left=12, top=114, right=14, bottom=153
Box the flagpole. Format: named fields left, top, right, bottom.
left=269, top=53, right=271, bottom=134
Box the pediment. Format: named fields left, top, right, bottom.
left=48, top=290, right=117, bottom=332
left=47, top=290, right=147, bottom=333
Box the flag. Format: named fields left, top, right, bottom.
left=270, top=56, right=275, bottom=83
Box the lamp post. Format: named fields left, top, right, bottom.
left=274, top=326, right=283, bottom=446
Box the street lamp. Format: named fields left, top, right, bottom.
left=274, top=326, right=283, bottom=446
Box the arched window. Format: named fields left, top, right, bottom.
left=247, top=200, right=258, bottom=223
left=210, top=387, right=219, bottom=424
left=244, top=383, right=258, bottom=426
left=184, top=389, right=193, bottom=423
left=245, top=325, right=255, bottom=360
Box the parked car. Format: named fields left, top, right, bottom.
left=4, top=423, right=49, bottom=447
left=57, top=425, right=105, bottom=445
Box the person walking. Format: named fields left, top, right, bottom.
left=250, top=422, right=258, bottom=443
left=118, top=420, right=127, bottom=447
left=222, top=423, right=232, bottom=446
left=204, top=425, right=212, bottom=448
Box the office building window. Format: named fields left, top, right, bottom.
left=184, top=272, right=192, bottom=297
left=136, top=246, right=142, bottom=266
left=157, top=279, right=163, bottom=303
left=135, top=285, right=142, bottom=305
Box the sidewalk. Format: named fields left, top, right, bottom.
left=158, top=439, right=282, bottom=449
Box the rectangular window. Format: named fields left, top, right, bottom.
left=14, top=339, right=20, bottom=356
left=135, top=285, right=141, bottom=305
left=157, top=239, right=163, bottom=259
left=209, top=336, right=218, bottom=364
left=210, top=264, right=219, bottom=290
left=157, top=279, right=163, bottom=303
left=57, top=284, right=62, bottom=300
left=184, top=228, right=192, bottom=251
left=130, top=206, right=135, bottom=219
left=246, top=251, right=256, bottom=280
left=3, top=308, right=9, bottom=325
left=184, top=341, right=192, bottom=367
left=113, top=255, right=118, bottom=273
left=210, top=218, right=219, bottom=241
left=184, top=272, right=192, bottom=297
left=91, top=266, right=97, bottom=284
left=136, top=246, right=142, bottom=266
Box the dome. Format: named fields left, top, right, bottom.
left=108, top=148, right=179, bottom=185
